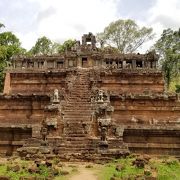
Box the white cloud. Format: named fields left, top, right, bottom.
left=148, top=0, right=180, bottom=32
left=2, top=0, right=179, bottom=52
left=139, top=0, right=180, bottom=52
left=20, top=0, right=120, bottom=49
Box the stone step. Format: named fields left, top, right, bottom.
left=68, top=95, right=91, bottom=98
left=64, top=118, right=91, bottom=122
left=65, top=105, right=89, bottom=108
left=64, top=114, right=91, bottom=117
left=64, top=114, right=91, bottom=118
left=64, top=112, right=92, bottom=115
left=64, top=107, right=92, bottom=110
left=64, top=138, right=89, bottom=142
left=66, top=103, right=91, bottom=106
left=64, top=139, right=89, bottom=143
left=65, top=106, right=91, bottom=109
left=67, top=98, right=91, bottom=102
left=63, top=143, right=90, bottom=148
left=64, top=110, right=92, bottom=112
left=68, top=97, right=90, bottom=99
left=64, top=112, right=92, bottom=116
left=65, top=131, right=87, bottom=134
left=64, top=134, right=87, bottom=137
left=69, top=92, right=91, bottom=95
left=58, top=147, right=94, bottom=152
left=64, top=108, right=92, bottom=111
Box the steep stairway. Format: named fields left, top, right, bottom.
left=59, top=69, right=94, bottom=155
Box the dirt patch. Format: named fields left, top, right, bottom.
left=69, top=165, right=97, bottom=180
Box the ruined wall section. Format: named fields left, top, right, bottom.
left=90, top=69, right=180, bottom=156
left=0, top=95, right=49, bottom=155
left=0, top=95, right=49, bottom=125
left=4, top=71, right=67, bottom=95
left=111, top=95, right=180, bottom=125
left=99, top=70, right=165, bottom=94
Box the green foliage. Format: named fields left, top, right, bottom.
left=97, top=156, right=180, bottom=180
left=97, top=19, right=154, bottom=53
left=0, top=32, right=23, bottom=59
left=30, top=36, right=53, bottom=55
left=0, top=159, right=76, bottom=180
left=0, top=28, right=24, bottom=92
left=154, top=28, right=180, bottom=89
left=38, top=165, right=50, bottom=177
left=100, top=46, right=119, bottom=53
left=29, top=37, right=76, bottom=55
left=0, top=23, right=5, bottom=30
left=175, top=85, right=180, bottom=93
left=58, top=39, right=76, bottom=53
left=98, top=157, right=144, bottom=180
left=150, top=158, right=180, bottom=180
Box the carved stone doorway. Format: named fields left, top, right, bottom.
left=82, top=57, right=88, bottom=68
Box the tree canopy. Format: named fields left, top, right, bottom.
left=154, top=28, right=180, bottom=90
left=30, top=36, right=53, bottom=55
left=0, top=24, right=24, bottom=91
left=97, top=19, right=154, bottom=53
left=58, top=39, right=76, bottom=53
left=29, top=36, right=76, bottom=55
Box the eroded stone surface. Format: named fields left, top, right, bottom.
left=0, top=33, right=179, bottom=160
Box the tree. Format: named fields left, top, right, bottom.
left=175, top=85, right=180, bottom=93
left=0, top=23, right=5, bottom=30
left=51, top=42, right=61, bottom=54
left=154, top=28, right=180, bottom=89
left=30, top=36, right=52, bottom=55
left=97, top=19, right=154, bottom=53
left=0, top=26, right=24, bottom=92
left=58, top=39, right=76, bottom=53
left=0, top=32, right=23, bottom=59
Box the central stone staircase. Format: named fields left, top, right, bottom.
left=58, top=69, right=95, bottom=157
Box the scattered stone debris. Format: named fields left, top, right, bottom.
left=132, top=157, right=148, bottom=168
left=0, top=176, right=10, bottom=180
left=115, top=164, right=125, bottom=171
left=85, top=164, right=93, bottom=168
left=59, top=170, right=70, bottom=176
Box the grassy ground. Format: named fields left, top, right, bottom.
left=0, top=158, right=78, bottom=180
left=95, top=155, right=180, bottom=180
left=0, top=155, right=179, bottom=180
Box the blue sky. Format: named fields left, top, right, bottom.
left=0, top=0, right=180, bottom=52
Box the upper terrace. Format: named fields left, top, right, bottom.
left=10, top=33, right=159, bottom=70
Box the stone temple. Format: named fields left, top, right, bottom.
left=1, top=33, right=180, bottom=160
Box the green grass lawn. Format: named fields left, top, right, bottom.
left=0, top=156, right=179, bottom=180
left=0, top=158, right=78, bottom=180
left=96, top=155, right=180, bottom=180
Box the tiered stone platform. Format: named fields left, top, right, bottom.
left=0, top=33, right=179, bottom=160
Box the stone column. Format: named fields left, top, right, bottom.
left=142, top=61, right=145, bottom=68
left=34, top=61, right=38, bottom=69
left=77, top=57, right=82, bottom=67
left=122, top=61, right=126, bottom=69
left=132, top=60, right=136, bottom=69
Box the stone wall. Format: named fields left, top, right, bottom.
left=1, top=67, right=179, bottom=157
left=0, top=95, right=49, bottom=155
left=99, top=70, right=164, bottom=94
left=4, top=71, right=67, bottom=95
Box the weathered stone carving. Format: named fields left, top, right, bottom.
left=93, top=89, right=114, bottom=145
left=52, top=89, right=59, bottom=103
left=100, top=126, right=108, bottom=141
left=41, top=126, right=48, bottom=141
left=45, top=117, right=58, bottom=128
